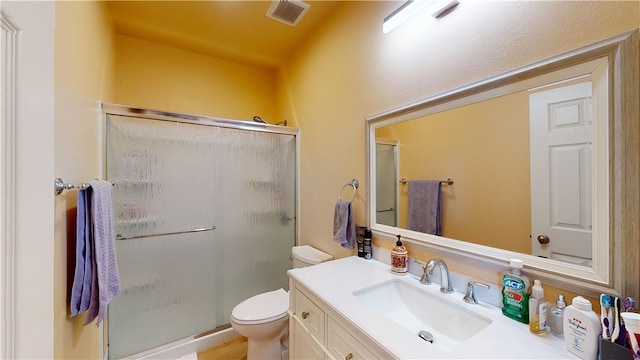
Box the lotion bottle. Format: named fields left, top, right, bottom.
left=390, top=235, right=408, bottom=275
left=529, top=280, right=548, bottom=335
left=563, top=296, right=601, bottom=360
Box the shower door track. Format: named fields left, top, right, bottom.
left=102, top=103, right=299, bottom=136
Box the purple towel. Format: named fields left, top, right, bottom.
left=79, top=195, right=94, bottom=314
left=407, top=180, right=442, bottom=235
left=70, top=189, right=93, bottom=316
left=84, top=180, right=120, bottom=326
left=333, top=199, right=355, bottom=249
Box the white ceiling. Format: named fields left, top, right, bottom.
left=107, top=0, right=342, bottom=70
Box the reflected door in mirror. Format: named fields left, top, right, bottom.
left=530, top=81, right=594, bottom=266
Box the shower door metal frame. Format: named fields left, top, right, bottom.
left=101, top=103, right=300, bottom=244
left=100, top=103, right=300, bottom=359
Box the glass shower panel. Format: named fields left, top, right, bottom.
left=376, top=143, right=398, bottom=227
left=105, top=114, right=296, bottom=359
left=106, top=115, right=219, bottom=359
left=214, top=128, right=296, bottom=321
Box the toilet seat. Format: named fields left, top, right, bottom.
left=231, top=288, right=289, bottom=325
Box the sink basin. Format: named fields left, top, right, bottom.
left=353, top=279, right=492, bottom=351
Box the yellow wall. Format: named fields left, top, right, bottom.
left=54, top=1, right=117, bottom=358
left=115, top=34, right=277, bottom=122
left=378, top=91, right=531, bottom=254
left=279, top=1, right=639, bottom=304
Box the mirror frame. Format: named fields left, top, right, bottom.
left=366, top=30, right=639, bottom=300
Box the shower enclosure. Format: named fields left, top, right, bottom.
left=103, top=105, right=297, bottom=359
left=376, top=141, right=398, bottom=227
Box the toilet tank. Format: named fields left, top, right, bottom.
left=292, top=245, right=333, bottom=268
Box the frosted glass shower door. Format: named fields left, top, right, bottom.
left=105, top=114, right=296, bottom=359
left=213, top=128, right=297, bottom=322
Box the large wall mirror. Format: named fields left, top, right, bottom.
left=366, top=30, right=639, bottom=299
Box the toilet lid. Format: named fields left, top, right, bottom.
left=231, top=288, right=289, bottom=324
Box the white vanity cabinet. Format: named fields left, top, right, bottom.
left=287, top=256, right=573, bottom=359
left=289, top=278, right=393, bottom=360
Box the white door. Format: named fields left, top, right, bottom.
left=529, top=82, right=593, bottom=265
left=0, top=15, right=17, bottom=359
left=1, top=3, right=56, bottom=358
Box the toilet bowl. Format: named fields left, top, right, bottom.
left=231, top=289, right=289, bottom=360
left=230, top=245, right=333, bottom=360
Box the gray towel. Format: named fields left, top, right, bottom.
left=407, top=180, right=442, bottom=235
left=84, top=180, right=120, bottom=326
left=333, top=199, right=355, bottom=249
left=70, top=189, right=93, bottom=316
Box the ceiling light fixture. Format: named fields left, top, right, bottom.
left=383, top=0, right=459, bottom=33
left=430, top=0, right=459, bottom=18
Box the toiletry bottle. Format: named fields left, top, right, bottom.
left=363, top=229, right=372, bottom=260
left=549, top=294, right=566, bottom=339
left=356, top=226, right=366, bottom=258
left=529, top=279, right=548, bottom=334
left=563, top=296, right=601, bottom=360
left=390, top=235, right=408, bottom=275
left=501, top=259, right=530, bottom=324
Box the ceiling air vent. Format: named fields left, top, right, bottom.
left=266, top=0, right=311, bottom=27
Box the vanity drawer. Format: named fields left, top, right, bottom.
left=327, top=317, right=376, bottom=360
left=294, top=288, right=325, bottom=342
left=291, top=316, right=326, bottom=360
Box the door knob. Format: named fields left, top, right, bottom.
left=301, top=311, right=309, bottom=319
left=537, top=235, right=550, bottom=244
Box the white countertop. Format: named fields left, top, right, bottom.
left=288, top=256, right=578, bottom=359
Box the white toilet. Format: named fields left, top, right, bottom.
left=230, top=245, right=333, bottom=360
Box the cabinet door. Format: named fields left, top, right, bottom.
left=294, top=288, right=326, bottom=342
left=327, top=318, right=377, bottom=360
left=290, top=317, right=325, bottom=360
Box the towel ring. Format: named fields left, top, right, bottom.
left=338, top=179, right=359, bottom=203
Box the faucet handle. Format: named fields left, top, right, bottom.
left=419, top=272, right=431, bottom=285
left=463, top=281, right=490, bottom=304
left=413, top=260, right=431, bottom=284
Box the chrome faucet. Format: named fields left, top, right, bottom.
left=426, top=258, right=454, bottom=294
left=463, top=281, right=490, bottom=304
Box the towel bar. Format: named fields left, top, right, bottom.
left=399, top=178, right=454, bottom=185
left=116, top=225, right=216, bottom=241
left=55, top=177, right=114, bottom=195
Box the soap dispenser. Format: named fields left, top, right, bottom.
left=391, top=235, right=408, bottom=275
left=549, top=294, right=566, bottom=339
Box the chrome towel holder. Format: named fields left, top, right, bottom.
left=399, top=178, right=454, bottom=186
left=338, top=178, right=359, bottom=203
left=55, top=177, right=115, bottom=195
left=55, top=177, right=92, bottom=195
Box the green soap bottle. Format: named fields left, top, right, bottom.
left=501, top=258, right=530, bottom=324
